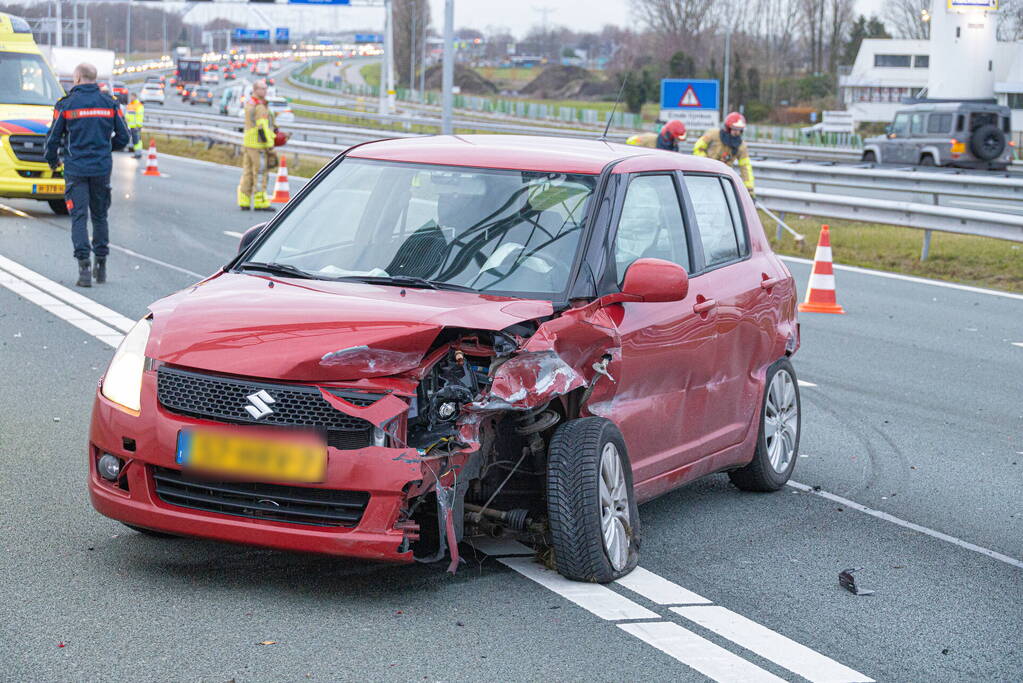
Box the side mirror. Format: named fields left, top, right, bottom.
left=621, top=258, right=689, bottom=303
left=884, top=124, right=892, bottom=134
left=238, top=222, right=268, bottom=253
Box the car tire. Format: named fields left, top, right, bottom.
left=547, top=417, right=640, bottom=582
left=920, top=154, right=935, bottom=166
left=862, top=150, right=877, bottom=163
left=122, top=523, right=177, bottom=538
left=970, top=124, right=1006, bottom=161
left=48, top=199, right=69, bottom=215
left=729, top=357, right=801, bottom=492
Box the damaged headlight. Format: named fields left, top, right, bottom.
left=372, top=426, right=387, bottom=447
left=101, top=317, right=152, bottom=412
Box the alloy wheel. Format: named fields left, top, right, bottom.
left=764, top=369, right=799, bottom=474
left=599, top=442, right=630, bottom=570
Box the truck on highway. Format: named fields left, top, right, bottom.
left=175, top=57, right=203, bottom=99
left=0, top=12, right=67, bottom=215
left=40, top=45, right=115, bottom=94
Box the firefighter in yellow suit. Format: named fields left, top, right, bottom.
left=692, top=111, right=756, bottom=198
left=237, top=80, right=277, bottom=210
left=125, top=94, right=144, bottom=158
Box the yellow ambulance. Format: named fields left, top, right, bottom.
left=0, top=12, right=66, bottom=214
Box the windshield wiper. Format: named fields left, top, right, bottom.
left=332, top=275, right=477, bottom=292
left=237, top=261, right=316, bottom=279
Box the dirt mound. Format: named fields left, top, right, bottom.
left=424, top=64, right=498, bottom=95
left=519, top=65, right=614, bottom=100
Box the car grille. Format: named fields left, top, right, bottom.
left=8, top=135, right=48, bottom=163
left=157, top=366, right=385, bottom=449
left=152, top=467, right=369, bottom=527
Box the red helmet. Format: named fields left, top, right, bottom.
left=662, top=119, right=688, bottom=142
left=724, top=112, right=747, bottom=132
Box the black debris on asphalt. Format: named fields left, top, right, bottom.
left=839, top=567, right=875, bottom=596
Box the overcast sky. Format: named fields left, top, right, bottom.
left=430, top=0, right=888, bottom=37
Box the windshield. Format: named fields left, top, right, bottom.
left=247, top=159, right=597, bottom=298
left=0, top=52, right=62, bottom=106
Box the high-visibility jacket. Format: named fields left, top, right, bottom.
left=626, top=130, right=680, bottom=152
left=692, top=128, right=755, bottom=190
left=125, top=99, right=144, bottom=128
left=243, top=96, right=274, bottom=150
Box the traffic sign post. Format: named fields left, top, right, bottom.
left=660, top=79, right=720, bottom=132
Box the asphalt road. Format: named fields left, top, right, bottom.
left=1, top=152, right=1021, bottom=682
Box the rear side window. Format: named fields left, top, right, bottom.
left=613, top=174, right=689, bottom=280
left=686, top=175, right=742, bottom=267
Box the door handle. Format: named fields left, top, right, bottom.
left=693, top=298, right=717, bottom=314
left=761, top=276, right=782, bottom=289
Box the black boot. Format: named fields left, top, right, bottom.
left=76, top=258, right=92, bottom=287
left=94, top=257, right=107, bottom=284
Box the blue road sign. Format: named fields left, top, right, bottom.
left=275, top=28, right=290, bottom=43
left=660, top=79, right=719, bottom=111
left=354, top=33, right=384, bottom=43
left=233, top=29, right=270, bottom=43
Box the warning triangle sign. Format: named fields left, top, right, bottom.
left=679, top=85, right=701, bottom=107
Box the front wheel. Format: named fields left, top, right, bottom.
left=729, top=358, right=801, bottom=492
left=547, top=417, right=640, bottom=582
left=862, top=150, right=877, bottom=163
left=48, top=199, right=68, bottom=215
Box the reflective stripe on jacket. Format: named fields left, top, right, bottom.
left=243, top=97, right=274, bottom=150
left=692, top=128, right=755, bottom=190
left=125, top=100, right=144, bottom=128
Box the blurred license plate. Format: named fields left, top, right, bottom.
left=176, top=429, right=326, bottom=483
left=34, top=184, right=62, bottom=195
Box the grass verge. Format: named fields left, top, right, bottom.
left=139, top=133, right=1023, bottom=294
left=360, top=63, right=381, bottom=89
left=762, top=212, right=1023, bottom=293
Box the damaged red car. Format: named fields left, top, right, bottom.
left=89, top=135, right=801, bottom=582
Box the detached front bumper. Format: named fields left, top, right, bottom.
left=88, top=378, right=423, bottom=562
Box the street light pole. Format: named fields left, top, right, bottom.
left=385, top=0, right=395, bottom=113
left=55, top=0, right=62, bottom=47
left=441, top=0, right=454, bottom=134
left=126, top=0, right=132, bottom=58
left=722, top=26, right=731, bottom=116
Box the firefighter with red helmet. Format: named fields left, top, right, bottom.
left=693, top=112, right=755, bottom=196
left=626, top=119, right=688, bottom=152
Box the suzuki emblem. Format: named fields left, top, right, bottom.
left=244, top=389, right=276, bottom=419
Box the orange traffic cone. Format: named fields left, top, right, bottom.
left=271, top=155, right=290, bottom=204
left=142, top=139, right=161, bottom=177
left=799, top=225, right=845, bottom=314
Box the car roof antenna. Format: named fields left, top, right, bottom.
left=600, top=74, right=628, bottom=142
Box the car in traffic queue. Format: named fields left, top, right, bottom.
left=145, top=75, right=165, bottom=89
left=139, top=83, right=165, bottom=105
left=189, top=86, right=214, bottom=107
left=201, top=71, right=220, bottom=85
left=0, top=12, right=66, bottom=215
left=89, top=135, right=801, bottom=583
left=265, top=95, right=293, bottom=124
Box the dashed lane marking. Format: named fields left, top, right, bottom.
left=0, top=254, right=136, bottom=333
left=672, top=606, right=875, bottom=683
left=797, top=379, right=817, bottom=387
left=618, top=621, right=787, bottom=683
left=615, top=566, right=711, bottom=605
left=223, top=230, right=244, bottom=238
left=788, top=481, right=1023, bottom=570
left=1013, top=342, right=1023, bottom=348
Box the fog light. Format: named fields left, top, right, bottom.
left=98, top=453, right=122, bottom=481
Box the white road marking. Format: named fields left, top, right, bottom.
left=0, top=254, right=136, bottom=333
left=788, top=481, right=1023, bottom=570
left=672, top=606, right=874, bottom=683
left=1012, top=342, right=1023, bottom=348
left=498, top=556, right=659, bottom=621
left=0, top=268, right=123, bottom=348
left=615, top=566, right=711, bottom=605
left=223, top=230, right=244, bottom=238
left=106, top=243, right=204, bottom=279
left=798, top=379, right=817, bottom=387
left=779, top=255, right=1023, bottom=301
left=467, top=537, right=533, bottom=556
left=618, top=621, right=786, bottom=683
left=0, top=202, right=31, bottom=218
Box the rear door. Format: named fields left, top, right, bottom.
left=680, top=173, right=770, bottom=457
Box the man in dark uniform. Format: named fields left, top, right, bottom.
left=44, top=62, right=130, bottom=287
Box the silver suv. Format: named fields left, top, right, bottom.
left=862, top=102, right=1013, bottom=170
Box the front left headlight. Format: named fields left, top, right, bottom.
left=101, top=317, right=152, bottom=412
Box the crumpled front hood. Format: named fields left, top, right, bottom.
left=147, top=272, right=553, bottom=381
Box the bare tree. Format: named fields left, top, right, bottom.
left=997, top=0, right=1023, bottom=40
left=633, top=0, right=718, bottom=44
left=882, top=0, right=930, bottom=39
left=393, top=0, right=430, bottom=87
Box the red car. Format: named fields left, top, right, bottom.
left=89, top=135, right=801, bottom=582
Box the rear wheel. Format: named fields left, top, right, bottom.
left=48, top=199, right=68, bottom=215
left=862, top=150, right=877, bottom=163
left=547, top=417, right=640, bottom=582
left=729, top=358, right=801, bottom=492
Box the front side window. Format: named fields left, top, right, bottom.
left=612, top=174, right=689, bottom=281
left=0, top=52, right=62, bottom=106
left=910, top=113, right=926, bottom=135
left=686, top=175, right=741, bottom=267
left=891, top=113, right=910, bottom=136
left=248, top=159, right=597, bottom=298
